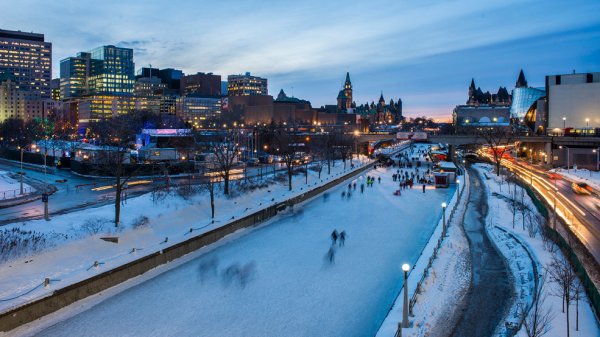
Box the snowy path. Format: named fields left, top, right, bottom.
left=25, top=166, right=453, bottom=337
left=449, top=167, right=514, bottom=337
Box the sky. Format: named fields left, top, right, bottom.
left=2, top=0, right=599, bottom=120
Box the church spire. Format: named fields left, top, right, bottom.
left=345, top=72, right=351, bottom=85
left=515, top=69, right=528, bottom=88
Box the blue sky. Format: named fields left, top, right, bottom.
left=2, top=0, right=599, bottom=120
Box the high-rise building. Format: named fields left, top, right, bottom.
left=159, top=68, right=183, bottom=91
left=0, top=29, right=52, bottom=120
left=60, top=46, right=134, bottom=98
left=181, top=72, right=221, bottom=97
left=60, top=46, right=135, bottom=122
left=227, top=72, right=267, bottom=96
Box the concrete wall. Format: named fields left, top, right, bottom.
left=0, top=161, right=374, bottom=332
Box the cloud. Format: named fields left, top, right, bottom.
left=0, top=0, right=598, bottom=118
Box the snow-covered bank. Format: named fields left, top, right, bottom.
left=0, top=171, right=33, bottom=200
left=376, top=163, right=466, bottom=337
left=475, top=163, right=599, bottom=337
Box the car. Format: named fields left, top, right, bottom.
left=571, top=182, right=592, bottom=195
left=546, top=172, right=562, bottom=180
left=246, top=158, right=260, bottom=166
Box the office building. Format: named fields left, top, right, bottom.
left=546, top=72, right=600, bottom=133
left=60, top=45, right=135, bottom=122
left=0, top=29, right=52, bottom=120
left=227, top=72, right=267, bottom=96
left=181, top=72, right=221, bottom=97
left=176, top=96, right=222, bottom=126
left=159, top=68, right=183, bottom=91
left=0, top=71, right=25, bottom=121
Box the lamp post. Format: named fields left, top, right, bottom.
left=19, top=147, right=24, bottom=195
left=456, top=179, right=460, bottom=193
left=586, top=118, right=590, bottom=127
left=402, top=263, right=410, bottom=328
left=560, top=146, right=571, bottom=172
left=442, top=202, right=447, bottom=235
left=563, top=117, right=566, bottom=130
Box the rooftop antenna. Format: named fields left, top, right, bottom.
left=291, top=86, right=294, bottom=97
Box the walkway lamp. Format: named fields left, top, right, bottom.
left=402, top=263, right=410, bottom=328
left=442, top=202, right=447, bottom=234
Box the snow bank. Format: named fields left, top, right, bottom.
left=474, top=163, right=599, bottom=337
left=0, top=171, right=33, bottom=200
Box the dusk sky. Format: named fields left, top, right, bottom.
left=2, top=0, right=599, bottom=120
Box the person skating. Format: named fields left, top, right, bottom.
left=331, top=229, right=339, bottom=245
left=326, top=246, right=336, bottom=264
left=422, top=184, right=426, bottom=193
left=339, top=231, right=347, bottom=247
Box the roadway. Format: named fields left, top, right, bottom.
left=0, top=161, right=323, bottom=225
left=481, top=153, right=600, bottom=264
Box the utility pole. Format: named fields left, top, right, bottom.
left=43, top=153, right=49, bottom=221
left=20, top=147, right=24, bottom=194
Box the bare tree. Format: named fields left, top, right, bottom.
left=477, top=126, right=517, bottom=176
left=88, top=111, right=155, bottom=226
left=521, top=273, right=554, bottom=337
left=547, top=251, right=578, bottom=337
left=206, top=129, right=240, bottom=195
left=273, top=125, right=302, bottom=191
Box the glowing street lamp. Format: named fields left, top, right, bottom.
left=402, top=263, right=410, bottom=328
left=586, top=118, right=590, bottom=127
left=562, top=117, right=566, bottom=130
left=442, top=202, right=447, bottom=235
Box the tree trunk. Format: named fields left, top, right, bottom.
left=576, top=293, right=579, bottom=331
left=327, top=158, right=331, bottom=175
left=115, top=182, right=121, bottom=226
left=496, top=159, right=501, bottom=176
left=223, top=174, right=230, bottom=195
left=210, top=183, right=215, bottom=220
left=288, top=167, right=293, bottom=191
left=566, top=301, right=570, bottom=337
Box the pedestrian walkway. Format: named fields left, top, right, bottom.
left=449, top=166, right=514, bottom=337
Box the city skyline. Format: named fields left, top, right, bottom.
left=1, top=0, right=599, bottom=120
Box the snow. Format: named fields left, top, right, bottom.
left=0, top=156, right=373, bottom=314
left=0, top=171, right=33, bottom=199
left=474, top=163, right=600, bottom=337
left=5, top=144, right=457, bottom=337
left=377, top=162, right=469, bottom=337
left=550, top=167, right=600, bottom=192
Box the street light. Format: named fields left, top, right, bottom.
left=586, top=118, right=590, bottom=127
left=402, top=263, right=410, bottom=328
left=559, top=145, right=571, bottom=172
left=562, top=117, right=566, bottom=130
left=19, top=146, right=24, bottom=195
left=442, top=202, right=447, bottom=235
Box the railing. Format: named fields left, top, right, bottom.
left=0, top=187, right=35, bottom=201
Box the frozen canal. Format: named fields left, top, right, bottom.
left=31, top=164, right=454, bottom=337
